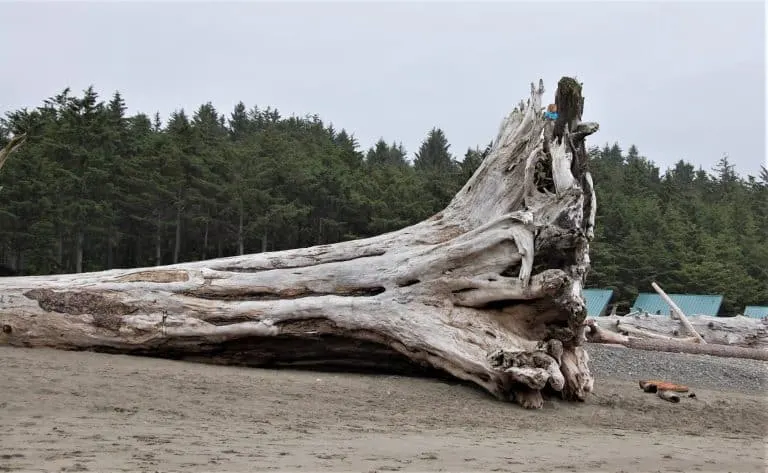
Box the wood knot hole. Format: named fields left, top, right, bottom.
left=2, top=324, right=11, bottom=334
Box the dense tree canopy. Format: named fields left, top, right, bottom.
left=587, top=145, right=767, bottom=315
left=0, top=87, right=765, bottom=315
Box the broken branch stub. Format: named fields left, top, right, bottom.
left=0, top=77, right=600, bottom=409
left=0, top=133, right=27, bottom=173
left=651, top=282, right=706, bottom=344
left=0, top=133, right=27, bottom=193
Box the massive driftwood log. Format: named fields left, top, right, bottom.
left=0, top=78, right=600, bottom=409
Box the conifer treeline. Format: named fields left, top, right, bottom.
left=0, top=87, right=765, bottom=315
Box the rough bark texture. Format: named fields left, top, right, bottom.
left=0, top=79, right=600, bottom=409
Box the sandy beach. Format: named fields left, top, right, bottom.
left=1, top=344, right=766, bottom=472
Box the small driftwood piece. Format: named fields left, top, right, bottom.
left=639, top=380, right=689, bottom=393
left=651, top=282, right=705, bottom=344
left=639, top=380, right=691, bottom=403
left=657, top=390, right=680, bottom=403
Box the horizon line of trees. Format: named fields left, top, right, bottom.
left=1, top=86, right=766, bottom=316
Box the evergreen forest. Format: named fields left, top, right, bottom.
left=1, top=87, right=766, bottom=316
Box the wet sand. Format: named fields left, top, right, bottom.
left=1, top=346, right=766, bottom=472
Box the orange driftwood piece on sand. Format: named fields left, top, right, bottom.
left=639, top=380, right=690, bottom=393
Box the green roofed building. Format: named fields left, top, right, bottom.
left=583, top=288, right=614, bottom=318
left=631, top=293, right=723, bottom=317
left=743, top=306, right=768, bottom=319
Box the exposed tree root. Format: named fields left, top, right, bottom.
left=0, top=78, right=601, bottom=408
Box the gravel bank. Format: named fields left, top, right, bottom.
left=586, top=343, right=768, bottom=394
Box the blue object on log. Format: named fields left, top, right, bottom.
left=544, top=111, right=559, bottom=120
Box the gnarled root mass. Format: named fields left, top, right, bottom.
left=0, top=78, right=600, bottom=409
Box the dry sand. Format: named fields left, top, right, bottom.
left=1, top=345, right=766, bottom=472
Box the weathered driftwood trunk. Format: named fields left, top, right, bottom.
left=591, top=314, right=768, bottom=350
left=0, top=78, right=600, bottom=409
left=585, top=318, right=768, bottom=361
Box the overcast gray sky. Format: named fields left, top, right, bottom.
left=1, top=1, right=765, bottom=177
